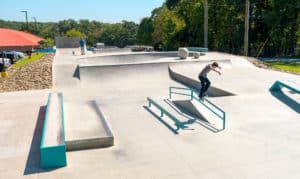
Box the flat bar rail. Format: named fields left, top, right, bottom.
left=169, top=87, right=193, bottom=100
left=169, top=86, right=226, bottom=130
left=147, top=97, right=184, bottom=128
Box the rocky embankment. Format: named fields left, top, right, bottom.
left=0, top=53, right=53, bottom=93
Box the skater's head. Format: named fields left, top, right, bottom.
left=211, top=62, right=219, bottom=68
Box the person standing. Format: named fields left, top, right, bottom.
left=79, top=38, right=85, bottom=55
left=198, top=62, right=222, bottom=100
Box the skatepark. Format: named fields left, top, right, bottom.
left=0, top=48, right=300, bottom=178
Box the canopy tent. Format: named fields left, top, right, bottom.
left=0, top=28, right=44, bottom=51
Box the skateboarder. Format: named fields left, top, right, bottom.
left=198, top=62, right=221, bottom=100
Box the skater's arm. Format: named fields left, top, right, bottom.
left=211, top=67, right=221, bottom=75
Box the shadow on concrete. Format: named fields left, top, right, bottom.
left=144, top=106, right=179, bottom=135
left=144, top=100, right=222, bottom=134
left=73, top=65, right=80, bottom=79
left=23, top=106, right=62, bottom=175
left=271, top=91, right=300, bottom=114
left=166, top=99, right=209, bottom=123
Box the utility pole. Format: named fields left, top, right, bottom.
left=32, top=17, right=37, bottom=30
left=243, top=0, right=250, bottom=56
left=204, top=0, right=208, bottom=48
left=21, top=11, right=28, bottom=30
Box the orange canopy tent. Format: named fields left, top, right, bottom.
left=0, top=28, right=44, bottom=51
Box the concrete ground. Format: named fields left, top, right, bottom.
left=0, top=48, right=300, bottom=178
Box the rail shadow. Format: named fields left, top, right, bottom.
left=270, top=91, right=300, bottom=113
left=144, top=99, right=222, bottom=134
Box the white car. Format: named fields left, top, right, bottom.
left=0, top=58, right=12, bottom=68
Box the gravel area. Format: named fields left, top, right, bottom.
left=0, top=53, right=53, bottom=93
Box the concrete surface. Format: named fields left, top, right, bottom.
left=64, top=100, right=114, bottom=151
left=0, top=49, right=300, bottom=178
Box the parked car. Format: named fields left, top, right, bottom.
left=0, top=51, right=24, bottom=64
left=10, top=51, right=25, bottom=59
left=0, top=58, right=12, bottom=71
left=130, top=46, right=154, bottom=52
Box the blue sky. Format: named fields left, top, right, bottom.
left=0, top=0, right=164, bottom=23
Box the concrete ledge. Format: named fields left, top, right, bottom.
left=64, top=101, right=114, bottom=151
left=40, top=93, right=67, bottom=168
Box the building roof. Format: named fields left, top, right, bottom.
left=0, top=28, right=44, bottom=48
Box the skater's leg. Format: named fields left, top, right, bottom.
left=202, top=78, right=211, bottom=95
left=199, top=76, right=206, bottom=97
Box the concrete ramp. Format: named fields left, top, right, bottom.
left=64, top=101, right=114, bottom=151
left=78, top=62, right=174, bottom=88
left=169, top=65, right=235, bottom=97
left=146, top=97, right=225, bottom=134
left=173, top=100, right=209, bottom=122
left=172, top=99, right=224, bottom=129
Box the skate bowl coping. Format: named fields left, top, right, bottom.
left=40, top=93, right=67, bottom=168
left=85, top=52, right=180, bottom=61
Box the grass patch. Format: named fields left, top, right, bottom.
left=14, top=53, right=45, bottom=68
left=262, top=61, right=300, bottom=73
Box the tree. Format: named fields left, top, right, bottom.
left=0, top=18, right=138, bottom=48
left=65, top=29, right=85, bottom=37
left=137, top=17, right=154, bottom=45
left=165, top=0, right=181, bottom=9
left=57, top=19, right=78, bottom=35
left=152, top=6, right=185, bottom=50
left=100, top=21, right=138, bottom=48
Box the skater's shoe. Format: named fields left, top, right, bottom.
left=199, top=95, right=205, bottom=101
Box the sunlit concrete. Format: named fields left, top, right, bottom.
left=0, top=49, right=300, bottom=178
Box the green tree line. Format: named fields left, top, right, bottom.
left=0, top=19, right=138, bottom=48
left=137, top=0, right=300, bottom=57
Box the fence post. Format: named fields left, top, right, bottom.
left=160, top=111, right=164, bottom=117
left=223, top=113, right=226, bottom=130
